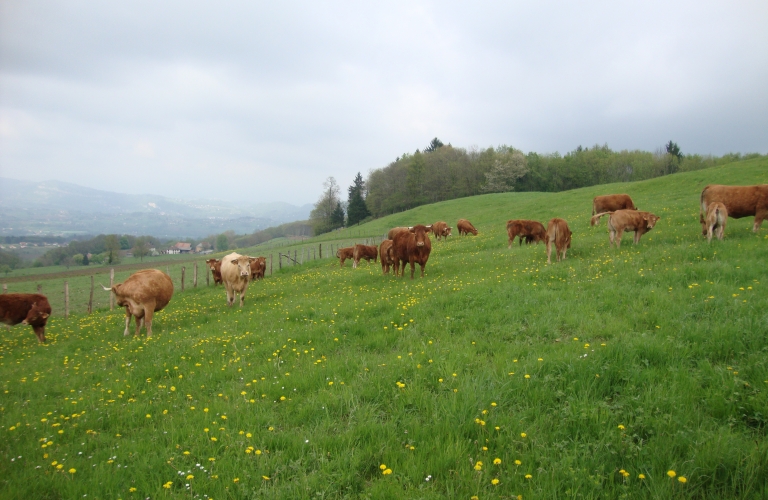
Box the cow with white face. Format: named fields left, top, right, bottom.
left=220, top=252, right=254, bottom=307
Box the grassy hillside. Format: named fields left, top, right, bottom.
left=1, top=158, right=767, bottom=499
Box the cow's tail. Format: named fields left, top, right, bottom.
left=590, top=212, right=613, bottom=226
left=335, top=249, right=341, bottom=258
left=700, top=186, right=710, bottom=224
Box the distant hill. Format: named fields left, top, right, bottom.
left=0, top=178, right=312, bottom=238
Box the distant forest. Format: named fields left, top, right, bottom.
left=361, top=140, right=763, bottom=218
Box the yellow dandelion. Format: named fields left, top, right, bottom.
left=514, top=459, right=522, bottom=465
left=491, top=478, right=500, bottom=485
left=68, top=468, right=76, bottom=474
left=520, top=432, right=527, bottom=438
left=525, top=474, right=532, bottom=479
left=638, top=474, right=646, bottom=479
left=678, top=476, right=687, bottom=483
left=667, top=470, right=676, bottom=478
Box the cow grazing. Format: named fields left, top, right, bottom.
left=387, top=227, right=410, bottom=240
left=379, top=239, right=395, bottom=274
left=249, top=256, right=267, bottom=280
left=205, top=259, right=223, bottom=285
left=546, top=218, right=572, bottom=264
left=0, top=293, right=52, bottom=343
left=352, top=244, right=378, bottom=269
left=507, top=219, right=547, bottom=248
left=706, top=202, right=728, bottom=243
left=457, top=219, right=478, bottom=236
left=699, top=184, right=768, bottom=234
left=336, top=247, right=355, bottom=267
left=392, top=224, right=432, bottom=278
left=431, top=221, right=452, bottom=241
left=590, top=210, right=660, bottom=248
left=220, top=252, right=254, bottom=307
left=592, top=194, right=637, bottom=216
left=102, top=269, right=173, bottom=337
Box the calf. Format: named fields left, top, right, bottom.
left=706, top=202, right=727, bottom=243
left=699, top=184, right=768, bottom=234
left=336, top=247, right=355, bottom=267
left=205, top=259, right=223, bottom=285
left=507, top=219, right=547, bottom=247
left=352, top=244, right=378, bottom=269
left=457, top=219, right=478, bottom=236
left=249, top=256, right=267, bottom=280
left=102, top=269, right=174, bottom=336
left=592, top=194, right=637, bottom=216
left=392, top=224, right=432, bottom=278
left=431, top=221, right=452, bottom=241
left=379, top=239, right=395, bottom=274
left=590, top=210, right=660, bottom=248
left=0, top=293, right=52, bottom=343
left=546, top=218, right=572, bottom=264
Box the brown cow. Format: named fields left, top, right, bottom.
left=392, top=224, right=432, bottom=278
left=249, top=256, right=267, bottom=280
left=220, top=252, right=254, bottom=307
left=592, top=194, right=637, bottom=216
left=379, top=239, right=395, bottom=274
left=590, top=210, right=660, bottom=248
left=546, top=218, right=572, bottom=264
left=102, top=269, right=174, bottom=336
left=205, top=259, right=223, bottom=285
left=699, top=184, right=768, bottom=234
left=0, top=293, right=52, bottom=343
left=352, top=244, right=378, bottom=269
left=336, top=247, right=355, bottom=267
left=431, top=221, right=452, bottom=241
left=706, top=202, right=727, bottom=243
left=387, top=227, right=410, bottom=240
left=457, top=219, right=478, bottom=236
left=507, top=219, right=547, bottom=248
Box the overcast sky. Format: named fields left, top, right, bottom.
left=1, top=1, right=766, bottom=205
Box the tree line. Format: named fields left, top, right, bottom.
left=308, top=139, right=764, bottom=231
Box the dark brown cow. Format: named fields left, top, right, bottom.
left=507, top=219, right=547, bottom=248
left=102, top=269, right=174, bottom=336
left=699, top=184, right=768, bottom=234
left=392, top=224, right=432, bottom=279
left=387, top=227, right=410, bottom=240
left=431, top=221, right=452, bottom=241
left=457, top=219, right=478, bottom=236
left=379, top=239, right=395, bottom=274
left=336, top=247, right=355, bottom=267
left=352, top=244, right=378, bottom=269
left=249, top=256, right=267, bottom=280
left=205, top=259, right=223, bottom=285
left=592, top=194, right=637, bottom=216
left=706, top=202, right=727, bottom=243
left=0, top=293, right=52, bottom=343
left=546, top=218, right=572, bottom=264
left=590, top=210, right=660, bottom=248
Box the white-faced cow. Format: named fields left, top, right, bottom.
left=220, top=252, right=254, bottom=307
left=431, top=221, right=452, bottom=241
left=102, top=269, right=173, bottom=337
left=392, top=224, right=432, bottom=279
left=0, top=293, right=52, bottom=343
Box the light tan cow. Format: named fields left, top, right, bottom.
left=590, top=210, right=660, bottom=248
left=706, top=202, right=727, bottom=243
left=102, top=269, right=173, bottom=336
left=220, top=252, right=254, bottom=307
left=546, top=218, right=572, bottom=264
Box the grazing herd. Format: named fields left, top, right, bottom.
left=4, top=183, right=766, bottom=343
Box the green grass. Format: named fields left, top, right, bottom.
left=1, top=158, right=767, bottom=499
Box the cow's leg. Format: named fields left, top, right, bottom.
left=225, top=284, right=235, bottom=307
left=419, top=261, right=426, bottom=278
left=240, top=290, right=246, bottom=307
left=546, top=239, right=552, bottom=264
left=615, top=229, right=624, bottom=248
left=409, top=258, right=416, bottom=279
left=123, top=308, right=132, bottom=336
left=717, top=220, right=725, bottom=240
left=634, top=230, right=641, bottom=245
left=707, top=224, right=714, bottom=243
left=754, top=206, right=767, bottom=232
left=33, top=325, right=46, bottom=343
left=560, top=245, right=567, bottom=261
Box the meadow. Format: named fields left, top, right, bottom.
left=1, top=158, right=767, bottom=499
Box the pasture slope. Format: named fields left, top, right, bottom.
left=1, top=158, right=767, bottom=499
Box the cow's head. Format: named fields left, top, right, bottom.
left=444, top=227, right=452, bottom=237
left=643, top=214, right=660, bottom=230
left=205, top=259, right=219, bottom=270
left=410, top=225, right=432, bottom=247
left=21, top=301, right=50, bottom=327
left=231, top=257, right=253, bottom=278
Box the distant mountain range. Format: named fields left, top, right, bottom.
left=0, top=178, right=313, bottom=238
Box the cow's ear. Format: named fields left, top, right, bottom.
left=232, top=259, right=238, bottom=265
left=409, top=227, right=416, bottom=233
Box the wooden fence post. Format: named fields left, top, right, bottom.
left=181, top=266, right=185, bottom=292
left=278, top=253, right=282, bottom=270
left=64, top=281, right=69, bottom=319
left=319, top=244, right=322, bottom=259
left=270, top=254, right=273, bottom=275
left=37, top=284, right=42, bottom=293
left=294, top=250, right=297, bottom=266
left=88, top=276, right=94, bottom=314
left=194, top=263, right=198, bottom=288
left=2, top=284, right=6, bottom=293
left=110, top=268, right=115, bottom=311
